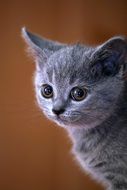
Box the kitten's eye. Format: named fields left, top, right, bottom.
left=70, top=87, right=87, bottom=101
left=41, top=84, right=53, bottom=98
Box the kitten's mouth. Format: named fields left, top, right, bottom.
left=46, top=112, right=81, bottom=126
left=55, top=114, right=81, bottom=124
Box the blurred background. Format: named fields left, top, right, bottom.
left=1, top=0, right=127, bottom=190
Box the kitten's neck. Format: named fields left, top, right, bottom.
left=68, top=122, right=112, bottom=153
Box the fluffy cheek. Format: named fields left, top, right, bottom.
left=35, top=93, right=63, bottom=125
left=35, top=93, right=53, bottom=115
left=78, top=93, right=118, bottom=128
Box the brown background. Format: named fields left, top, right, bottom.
left=1, top=0, right=127, bottom=190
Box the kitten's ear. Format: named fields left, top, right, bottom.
left=21, top=27, right=65, bottom=69
left=91, top=36, right=127, bottom=78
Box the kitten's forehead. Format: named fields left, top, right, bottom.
left=46, top=45, right=93, bottom=86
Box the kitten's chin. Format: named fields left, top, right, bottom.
left=52, top=116, right=89, bottom=129
left=52, top=117, right=75, bottom=128
left=50, top=117, right=81, bottom=128
left=45, top=113, right=104, bottom=129
left=53, top=117, right=105, bottom=130
left=47, top=114, right=81, bottom=128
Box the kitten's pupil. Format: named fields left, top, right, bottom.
left=71, top=87, right=87, bottom=101
left=41, top=84, right=53, bottom=98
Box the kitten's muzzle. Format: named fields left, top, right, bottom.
left=52, top=108, right=65, bottom=115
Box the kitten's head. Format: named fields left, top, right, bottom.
left=22, top=27, right=127, bottom=129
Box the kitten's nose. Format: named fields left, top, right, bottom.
left=52, top=108, right=65, bottom=115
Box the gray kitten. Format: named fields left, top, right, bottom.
left=22, top=27, right=127, bottom=190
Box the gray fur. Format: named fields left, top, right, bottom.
left=22, top=27, right=127, bottom=190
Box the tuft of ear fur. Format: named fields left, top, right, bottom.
left=91, top=36, right=127, bottom=78
left=21, top=27, right=49, bottom=63
left=21, top=27, right=66, bottom=64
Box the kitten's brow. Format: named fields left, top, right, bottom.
left=46, top=68, right=54, bottom=83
